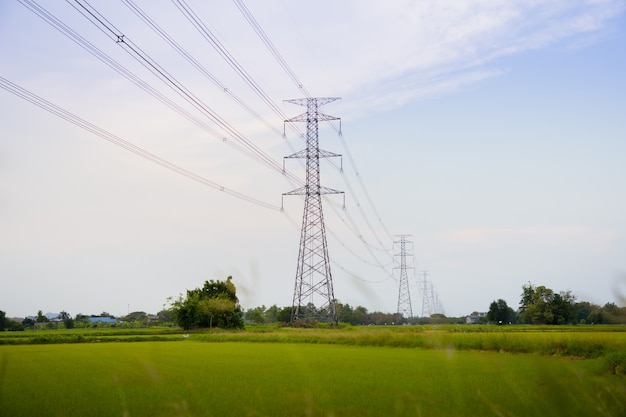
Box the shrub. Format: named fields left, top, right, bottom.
left=605, top=349, right=626, bottom=375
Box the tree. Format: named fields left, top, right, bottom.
left=245, top=306, right=266, bottom=324
left=59, top=311, right=75, bottom=329
left=337, top=302, right=354, bottom=324
left=352, top=306, right=369, bottom=325
left=156, top=309, right=175, bottom=325
left=36, top=310, right=49, bottom=323
left=487, top=300, right=505, bottom=324
left=519, top=283, right=576, bottom=325
left=0, top=310, right=6, bottom=330
left=276, top=306, right=294, bottom=323
left=74, top=314, right=90, bottom=327
left=264, top=305, right=279, bottom=323
left=22, top=317, right=35, bottom=329
left=123, top=311, right=148, bottom=324
left=171, top=276, right=244, bottom=330
left=487, top=299, right=516, bottom=324
left=549, top=291, right=576, bottom=325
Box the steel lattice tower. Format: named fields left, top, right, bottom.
left=394, top=234, right=414, bottom=321
left=419, top=271, right=435, bottom=317
left=283, top=97, right=342, bottom=324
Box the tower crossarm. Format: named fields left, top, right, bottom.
left=284, top=97, right=340, bottom=107
left=285, top=149, right=341, bottom=159
left=285, top=112, right=340, bottom=123
left=283, top=186, right=344, bottom=196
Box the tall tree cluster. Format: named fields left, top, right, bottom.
left=518, top=283, right=576, bottom=325
left=171, top=276, right=244, bottom=330
left=487, top=299, right=516, bottom=324
left=486, top=283, right=626, bottom=325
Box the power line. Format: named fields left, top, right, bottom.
left=69, top=0, right=297, bottom=185
left=121, top=0, right=285, bottom=139
left=0, top=76, right=282, bottom=212
left=232, top=0, right=310, bottom=98
left=21, top=0, right=408, bottom=306
left=172, top=0, right=291, bottom=125
left=240, top=1, right=393, bottom=255
left=18, top=0, right=289, bottom=181
left=228, top=1, right=398, bottom=262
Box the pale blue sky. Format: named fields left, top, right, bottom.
left=1, top=1, right=625, bottom=318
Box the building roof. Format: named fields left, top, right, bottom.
left=88, top=317, right=117, bottom=323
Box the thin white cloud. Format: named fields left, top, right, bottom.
left=285, top=0, right=626, bottom=114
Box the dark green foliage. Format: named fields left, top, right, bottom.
left=171, top=276, right=244, bottom=330
left=244, top=305, right=267, bottom=324
left=58, top=311, right=75, bottom=329
left=156, top=309, right=175, bottom=325
left=35, top=310, right=48, bottom=323
left=275, top=306, right=294, bottom=323
left=487, top=299, right=516, bottom=324
left=605, top=348, right=626, bottom=375
left=21, top=317, right=35, bottom=329
left=519, top=283, right=577, bottom=325
left=122, top=311, right=147, bottom=323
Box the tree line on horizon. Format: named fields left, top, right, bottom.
left=483, top=282, right=626, bottom=325
left=2, top=280, right=625, bottom=331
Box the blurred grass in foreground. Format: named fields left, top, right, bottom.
left=1, top=341, right=625, bottom=417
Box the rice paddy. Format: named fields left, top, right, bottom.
left=1, top=325, right=625, bottom=416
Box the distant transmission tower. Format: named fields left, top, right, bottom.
left=419, top=271, right=432, bottom=317
left=394, top=234, right=414, bottom=321
left=419, top=271, right=444, bottom=317
left=283, top=97, right=343, bottom=324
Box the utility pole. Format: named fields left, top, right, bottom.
left=394, top=234, right=414, bottom=322
left=283, top=97, right=343, bottom=324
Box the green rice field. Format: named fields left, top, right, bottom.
left=1, top=325, right=625, bottom=416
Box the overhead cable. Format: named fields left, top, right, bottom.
left=18, top=0, right=289, bottom=182
left=0, top=76, right=283, bottom=212
left=68, top=0, right=300, bottom=185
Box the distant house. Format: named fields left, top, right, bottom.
left=88, top=317, right=117, bottom=324
left=466, top=312, right=487, bottom=324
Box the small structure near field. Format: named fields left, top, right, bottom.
left=88, top=317, right=117, bottom=324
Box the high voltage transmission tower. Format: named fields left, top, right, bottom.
left=394, top=234, right=415, bottom=321
left=419, top=271, right=443, bottom=317
left=282, top=97, right=343, bottom=324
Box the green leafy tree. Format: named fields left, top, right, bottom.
left=352, top=306, right=369, bottom=325
left=573, top=301, right=597, bottom=324
left=276, top=306, right=294, bottom=323
left=549, top=291, right=576, bottom=324
left=337, top=303, right=354, bottom=324
left=156, top=309, right=175, bottom=325
left=245, top=306, right=266, bottom=324
left=519, top=283, right=576, bottom=324
left=589, top=302, right=626, bottom=324
left=74, top=314, right=90, bottom=328
left=0, top=310, right=7, bottom=330
left=59, top=311, right=75, bottom=329
left=264, top=305, right=279, bottom=323
left=35, top=310, right=49, bottom=323
left=487, top=299, right=516, bottom=324
left=171, top=276, right=244, bottom=330
left=123, top=311, right=148, bottom=324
